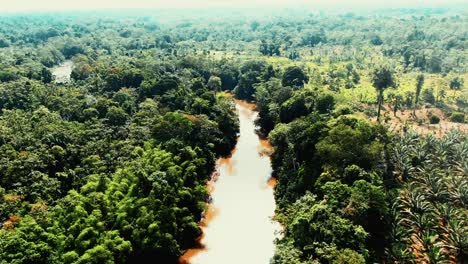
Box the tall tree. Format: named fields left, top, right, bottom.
left=282, top=66, right=309, bottom=88
left=414, top=73, right=424, bottom=115
left=372, top=65, right=396, bottom=122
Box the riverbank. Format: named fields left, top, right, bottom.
left=179, top=100, right=281, bottom=264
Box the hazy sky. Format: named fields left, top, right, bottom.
left=0, top=0, right=466, bottom=12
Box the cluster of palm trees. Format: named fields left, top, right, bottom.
left=387, top=130, right=467, bottom=263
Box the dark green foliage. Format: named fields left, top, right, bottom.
left=372, top=66, right=396, bottom=91
left=0, top=37, right=10, bottom=48
left=0, top=17, right=241, bottom=262
left=450, top=112, right=465, bottom=123
left=0, top=69, right=18, bottom=82
left=316, top=94, right=335, bottom=114
left=282, top=66, right=309, bottom=87
left=429, top=115, right=440, bottom=124
left=279, top=94, right=308, bottom=123
left=234, top=60, right=272, bottom=101
left=71, top=64, right=93, bottom=81
left=152, top=76, right=180, bottom=96
left=449, top=76, right=464, bottom=90
left=370, top=34, right=383, bottom=45
left=41, top=68, right=52, bottom=83
left=372, top=65, right=396, bottom=122
left=315, top=118, right=384, bottom=171
left=260, top=39, right=280, bottom=56
left=302, top=29, right=327, bottom=47
left=106, top=106, right=128, bottom=126
left=415, top=73, right=424, bottom=108
left=106, top=69, right=144, bottom=91
left=422, top=88, right=436, bottom=105
left=266, top=99, right=389, bottom=262
left=61, top=44, right=84, bottom=59
left=207, top=76, right=222, bottom=92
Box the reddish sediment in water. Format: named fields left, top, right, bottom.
left=178, top=100, right=280, bottom=264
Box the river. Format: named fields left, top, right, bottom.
left=179, top=100, right=281, bottom=264
left=52, top=60, right=73, bottom=83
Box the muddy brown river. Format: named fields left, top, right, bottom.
left=179, top=100, right=281, bottom=264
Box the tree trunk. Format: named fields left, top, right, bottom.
left=413, top=95, right=418, bottom=116
left=377, top=90, right=383, bottom=122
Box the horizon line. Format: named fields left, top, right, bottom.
left=1, top=4, right=467, bottom=16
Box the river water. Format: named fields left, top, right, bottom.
left=179, top=100, right=281, bottom=264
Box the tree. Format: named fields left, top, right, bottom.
left=279, top=94, right=308, bottom=123
left=422, top=88, right=435, bottom=105
left=388, top=92, right=403, bottom=117
left=0, top=36, right=10, bottom=48
left=106, top=106, right=128, bottom=126
left=234, top=60, right=269, bottom=100
left=143, top=76, right=180, bottom=97
left=71, top=64, right=93, bottom=81
left=259, top=39, right=280, bottom=56
left=372, top=66, right=396, bottom=122
left=414, top=74, right=424, bottom=114
left=449, top=76, right=464, bottom=90
left=41, top=67, right=52, bottom=84
left=316, top=94, right=335, bottom=114
left=250, top=21, right=260, bottom=31
left=302, top=29, right=327, bottom=47
left=282, top=66, right=309, bottom=88
left=370, top=34, right=383, bottom=46
left=207, top=76, right=222, bottom=92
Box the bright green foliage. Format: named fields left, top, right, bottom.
left=316, top=118, right=384, bottom=171
left=263, top=86, right=390, bottom=262
left=0, top=9, right=466, bottom=264
left=0, top=17, right=240, bottom=262
left=0, top=216, right=56, bottom=264
left=275, top=193, right=368, bottom=263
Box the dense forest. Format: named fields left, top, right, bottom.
left=0, top=7, right=467, bottom=264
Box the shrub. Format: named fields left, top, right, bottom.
left=333, top=105, right=353, bottom=117
left=450, top=112, right=465, bottom=123
left=316, top=94, right=335, bottom=114
left=429, top=115, right=440, bottom=124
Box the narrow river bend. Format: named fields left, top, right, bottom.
left=180, top=100, right=281, bottom=264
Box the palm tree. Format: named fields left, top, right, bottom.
left=386, top=204, right=413, bottom=263
left=399, top=189, right=432, bottom=223
left=434, top=203, right=458, bottom=225
left=423, top=243, right=448, bottom=264
left=372, top=65, right=396, bottom=122
left=386, top=243, right=413, bottom=263
left=438, top=218, right=468, bottom=262
left=393, top=145, right=414, bottom=182
left=447, top=177, right=468, bottom=207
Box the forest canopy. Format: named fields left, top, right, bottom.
left=0, top=6, right=467, bottom=264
